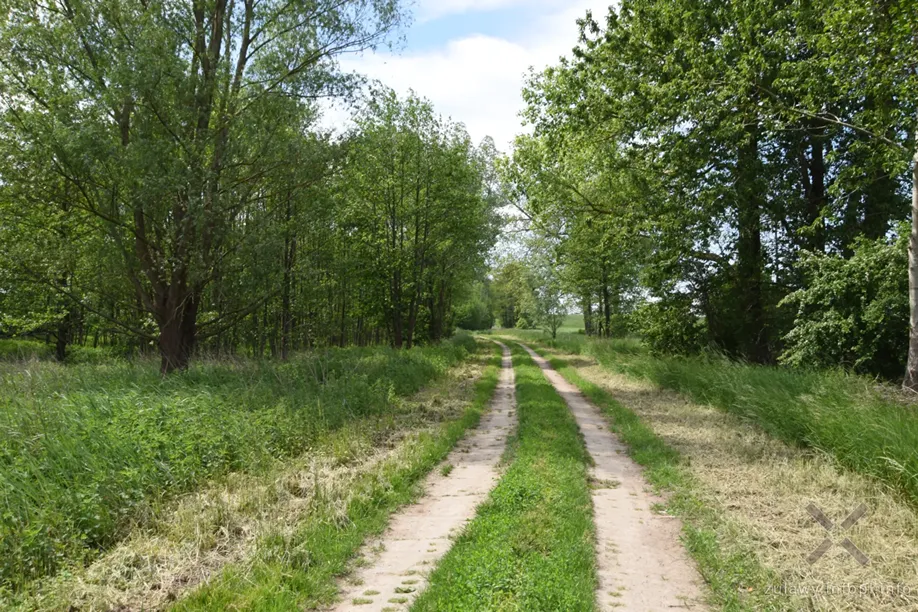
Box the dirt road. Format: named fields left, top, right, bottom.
left=519, top=342, right=708, bottom=611
left=332, top=342, right=517, bottom=612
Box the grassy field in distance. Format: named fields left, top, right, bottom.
left=558, top=314, right=585, bottom=334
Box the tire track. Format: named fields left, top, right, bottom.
left=332, top=341, right=516, bottom=612
left=519, top=342, right=707, bottom=611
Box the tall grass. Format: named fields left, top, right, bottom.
left=0, top=339, right=117, bottom=364
left=0, top=334, right=477, bottom=596
left=175, top=342, right=504, bottom=610
left=507, top=330, right=918, bottom=510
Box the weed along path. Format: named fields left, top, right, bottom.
left=518, top=342, right=707, bottom=611
left=332, top=341, right=516, bottom=611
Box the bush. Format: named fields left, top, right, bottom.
left=780, top=233, right=908, bottom=380
left=0, top=340, right=122, bottom=364
left=634, top=296, right=707, bottom=355
left=454, top=299, right=494, bottom=331
left=0, top=339, right=53, bottom=361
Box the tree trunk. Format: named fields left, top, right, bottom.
left=339, top=284, right=347, bottom=349
left=433, top=282, right=447, bottom=341
left=391, top=306, right=403, bottom=348
left=281, top=274, right=292, bottom=359
left=736, top=128, right=771, bottom=364
left=158, top=292, right=198, bottom=375
left=802, top=126, right=827, bottom=253
left=159, top=318, right=185, bottom=374
left=406, top=298, right=418, bottom=349
left=55, top=275, right=74, bottom=362
left=281, top=195, right=296, bottom=360
left=582, top=294, right=593, bottom=336
left=391, top=267, right=404, bottom=348
left=55, top=312, right=71, bottom=362
left=903, top=153, right=918, bottom=390
left=601, top=264, right=611, bottom=338
left=863, top=173, right=899, bottom=240
left=180, top=294, right=198, bottom=363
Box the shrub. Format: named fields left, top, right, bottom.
left=780, top=232, right=908, bottom=380
left=634, top=295, right=707, bottom=355
left=454, top=299, right=494, bottom=331
left=0, top=339, right=53, bottom=361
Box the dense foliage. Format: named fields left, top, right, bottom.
left=781, top=233, right=909, bottom=379
left=0, top=2, right=498, bottom=372
left=500, top=0, right=918, bottom=385
left=454, top=281, right=496, bottom=331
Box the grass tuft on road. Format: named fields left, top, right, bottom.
left=411, top=344, right=596, bottom=612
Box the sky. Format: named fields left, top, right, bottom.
left=325, top=0, right=614, bottom=152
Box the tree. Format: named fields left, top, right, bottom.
left=511, top=0, right=918, bottom=383
left=532, top=261, right=566, bottom=339
left=771, top=0, right=918, bottom=388
left=498, top=132, right=644, bottom=339
left=454, top=280, right=495, bottom=331
left=0, top=0, right=404, bottom=372
left=491, top=259, right=538, bottom=329
left=340, top=89, right=499, bottom=347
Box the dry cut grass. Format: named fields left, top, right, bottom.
left=20, top=354, right=488, bottom=611
left=570, top=355, right=918, bottom=611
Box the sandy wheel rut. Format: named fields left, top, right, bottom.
left=518, top=343, right=708, bottom=612
left=332, top=342, right=516, bottom=611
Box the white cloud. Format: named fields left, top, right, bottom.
left=415, top=0, right=554, bottom=23
left=337, top=35, right=527, bottom=149
left=324, top=1, right=613, bottom=152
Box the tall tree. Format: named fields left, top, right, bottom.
left=0, top=0, right=403, bottom=372
left=341, top=89, right=498, bottom=347
left=514, top=0, right=918, bottom=377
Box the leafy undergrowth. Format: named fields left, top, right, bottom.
left=507, top=330, right=918, bottom=510
left=0, top=333, right=478, bottom=600
left=411, top=344, right=596, bottom=611
left=538, top=350, right=784, bottom=611
left=0, top=339, right=117, bottom=364
left=171, top=342, right=503, bottom=611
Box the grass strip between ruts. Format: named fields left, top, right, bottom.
left=540, top=348, right=787, bottom=612
left=411, top=344, right=596, bottom=611
left=172, top=342, right=503, bottom=611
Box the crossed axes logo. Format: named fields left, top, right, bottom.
left=806, top=503, right=870, bottom=565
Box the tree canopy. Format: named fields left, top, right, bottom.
left=499, top=0, right=918, bottom=387
left=0, top=1, right=499, bottom=371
